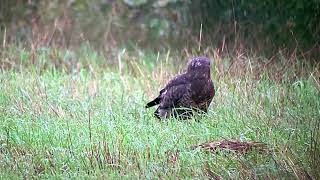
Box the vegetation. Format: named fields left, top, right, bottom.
left=0, top=45, right=319, bottom=178
left=1, top=0, right=319, bottom=57
left=0, top=0, right=319, bottom=178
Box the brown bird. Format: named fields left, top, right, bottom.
left=145, top=57, right=215, bottom=119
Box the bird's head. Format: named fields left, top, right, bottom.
left=186, top=57, right=211, bottom=77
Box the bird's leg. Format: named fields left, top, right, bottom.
left=155, top=107, right=171, bottom=119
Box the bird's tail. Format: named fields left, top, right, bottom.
left=145, top=97, right=161, bottom=108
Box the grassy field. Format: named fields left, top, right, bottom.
left=0, top=46, right=319, bottom=179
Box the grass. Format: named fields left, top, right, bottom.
left=0, top=45, right=319, bottom=179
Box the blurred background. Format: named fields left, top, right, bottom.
left=0, top=0, right=319, bottom=60
left=0, top=2, right=319, bottom=178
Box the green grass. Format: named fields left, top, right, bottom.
left=0, top=46, right=319, bottom=179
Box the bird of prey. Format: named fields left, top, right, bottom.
left=145, top=56, right=215, bottom=119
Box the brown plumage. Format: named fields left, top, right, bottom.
left=145, top=56, right=215, bottom=119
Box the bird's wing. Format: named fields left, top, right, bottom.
left=145, top=73, right=188, bottom=108
left=164, top=73, right=188, bottom=90
left=155, top=83, right=191, bottom=119
left=160, top=83, right=191, bottom=109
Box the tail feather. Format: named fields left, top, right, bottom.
left=145, top=97, right=161, bottom=108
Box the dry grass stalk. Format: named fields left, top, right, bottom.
left=193, top=139, right=269, bottom=154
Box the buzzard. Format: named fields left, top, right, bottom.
left=145, top=56, right=215, bottom=119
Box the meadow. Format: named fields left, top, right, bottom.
left=0, top=45, right=319, bottom=179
